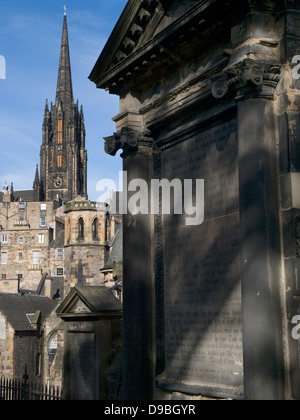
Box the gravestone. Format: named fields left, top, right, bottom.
left=68, top=327, right=95, bottom=401
left=57, top=287, right=122, bottom=400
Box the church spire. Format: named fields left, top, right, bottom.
left=56, top=13, right=73, bottom=112
left=39, top=10, right=87, bottom=203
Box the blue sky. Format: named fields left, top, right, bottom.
left=0, top=0, right=127, bottom=201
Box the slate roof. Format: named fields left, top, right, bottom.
left=0, top=190, right=35, bottom=203
left=50, top=230, right=65, bottom=248
left=13, top=190, right=35, bottom=202
left=0, top=294, right=57, bottom=331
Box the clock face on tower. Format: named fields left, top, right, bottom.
left=54, top=177, right=63, bottom=188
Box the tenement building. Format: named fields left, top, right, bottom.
left=0, top=175, right=65, bottom=294
left=0, top=13, right=121, bottom=388
left=0, top=13, right=88, bottom=294
left=90, top=0, right=300, bottom=400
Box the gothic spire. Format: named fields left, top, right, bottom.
left=56, top=13, right=73, bottom=112
left=40, top=11, right=87, bottom=203
left=44, top=98, right=49, bottom=116
left=33, top=164, right=41, bottom=202
left=33, top=164, right=40, bottom=187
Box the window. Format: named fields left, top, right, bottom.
left=33, top=251, right=40, bottom=265
left=1, top=274, right=6, bottom=280
left=56, top=268, right=64, bottom=277
left=18, top=253, right=23, bottom=262
left=40, top=216, right=46, bottom=227
left=48, top=332, right=58, bottom=376
left=40, top=204, right=47, bottom=211
left=57, top=118, right=63, bottom=144
left=57, top=154, right=62, bottom=168
left=19, top=203, right=25, bottom=210
left=1, top=235, right=8, bottom=243
left=57, top=249, right=64, bottom=261
left=1, top=253, right=7, bottom=265
left=38, top=234, right=45, bottom=244
left=19, top=237, right=24, bottom=245
left=92, top=218, right=99, bottom=240
left=77, top=217, right=84, bottom=241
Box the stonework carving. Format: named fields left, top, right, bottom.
left=104, top=128, right=153, bottom=157
left=111, top=0, right=158, bottom=67
left=211, top=59, right=281, bottom=100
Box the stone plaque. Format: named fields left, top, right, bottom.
left=68, top=332, right=95, bottom=400
left=159, top=117, right=244, bottom=398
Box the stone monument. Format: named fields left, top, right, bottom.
left=90, top=0, right=300, bottom=400
left=56, top=287, right=122, bottom=400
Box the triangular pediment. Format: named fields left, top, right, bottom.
left=89, top=0, right=173, bottom=84
left=89, top=0, right=211, bottom=92
left=56, top=286, right=123, bottom=317
left=56, top=290, right=93, bottom=315
left=71, top=299, right=92, bottom=314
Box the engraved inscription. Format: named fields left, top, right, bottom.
left=161, top=118, right=243, bottom=396
left=69, top=332, right=95, bottom=400
left=161, top=119, right=238, bottom=228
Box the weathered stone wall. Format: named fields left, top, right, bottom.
left=64, top=199, right=113, bottom=292
left=0, top=201, right=59, bottom=290
left=42, top=307, right=65, bottom=389
left=0, top=315, right=14, bottom=378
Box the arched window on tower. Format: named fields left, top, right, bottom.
left=77, top=217, right=84, bottom=241
left=66, top=218, right=71, bottom=245
left=92, top=218, right=99, bottom=241
left=57, top=154, right=62, bottom=168
left=105, top=214, right=109, bottom=244
left=57, top=117, right=63, bottom=144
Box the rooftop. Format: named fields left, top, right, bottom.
left=0, top=293, right=57, bottom=331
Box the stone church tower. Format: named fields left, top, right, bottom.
left=38, top=13, right=87, bottom=203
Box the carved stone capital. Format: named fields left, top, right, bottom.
left=211, top=59, right=281, bottom=100
left=104, top=127, right=153, bottom=157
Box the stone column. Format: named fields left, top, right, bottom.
left=212, top=59, right=284, bottom=400
left=238, top=97, right=285, bottom=400
left=105, top=128, right=155, bottom=400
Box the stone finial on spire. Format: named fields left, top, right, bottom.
left=44, top=98, right=49, bottom=116
left=64, top=5, right=67, bottom=16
